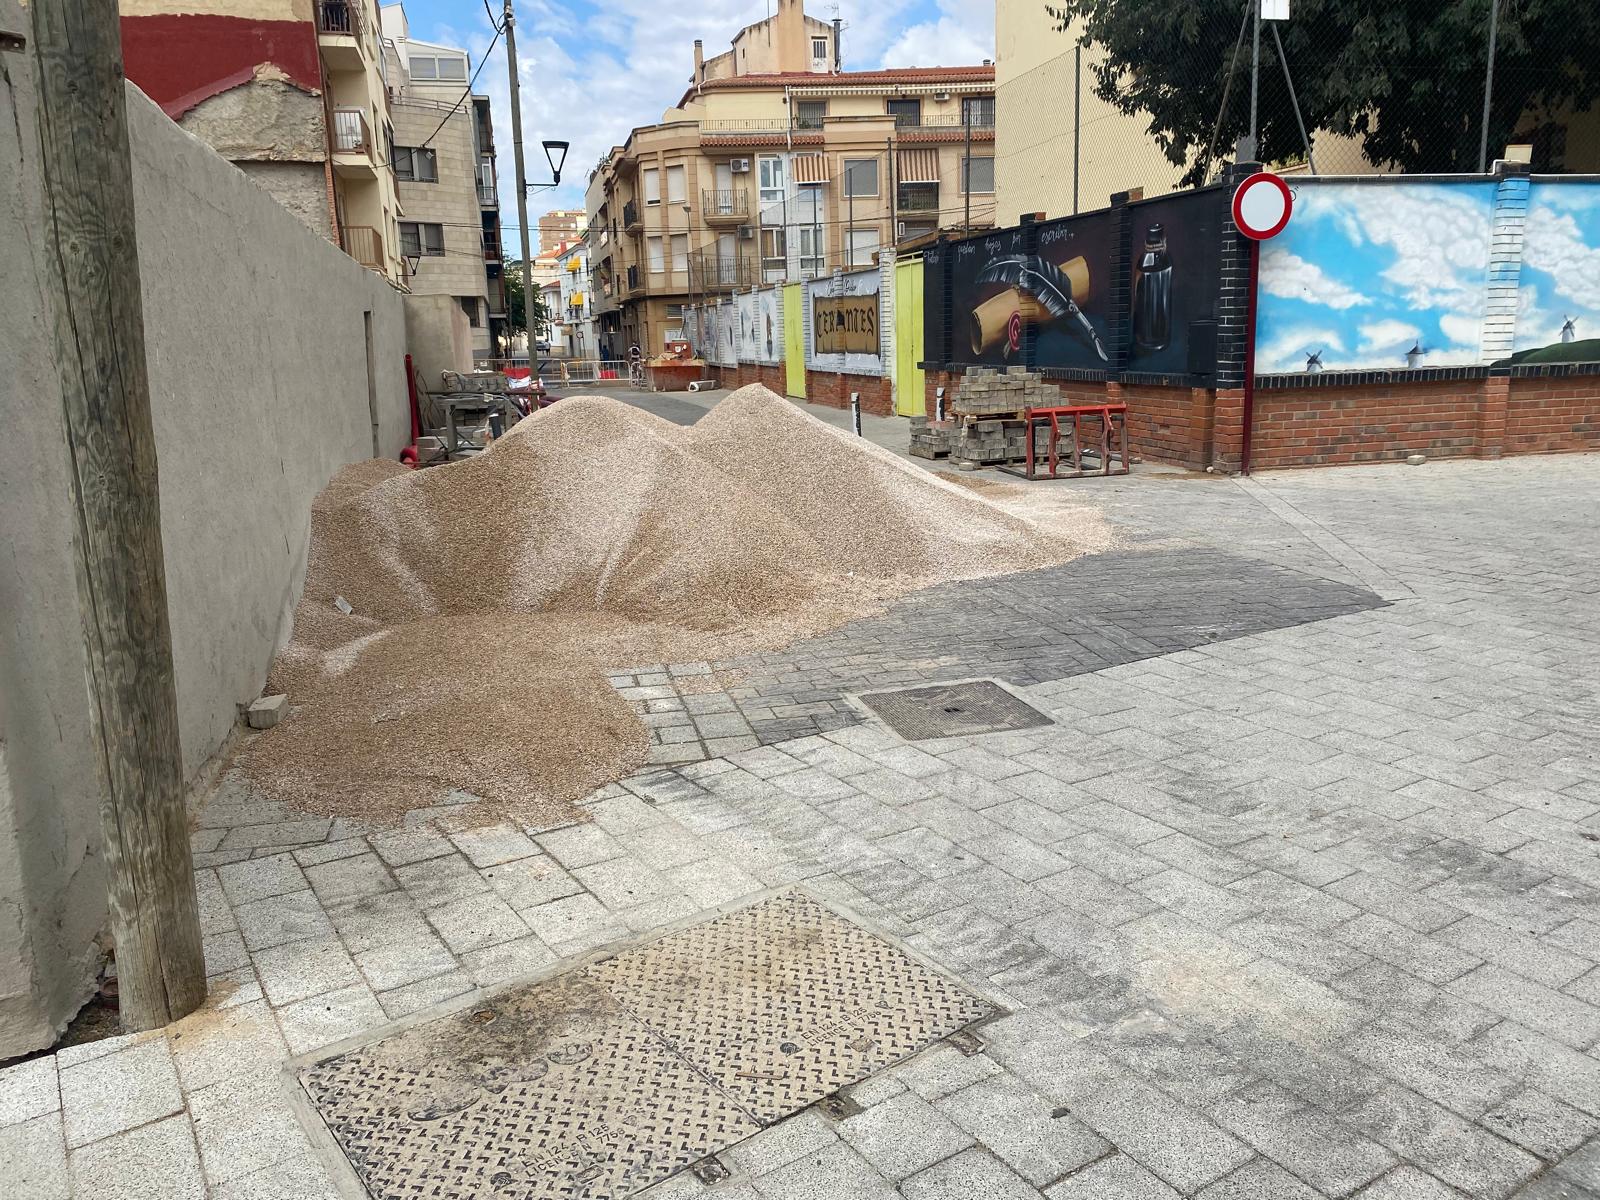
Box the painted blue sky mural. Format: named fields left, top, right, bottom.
left=1516, top=182, right=1600, bottom=353
left=1254, top=182, right=1495, bottom=373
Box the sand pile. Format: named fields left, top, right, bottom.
left=246, top=385, right=1108, bottom=825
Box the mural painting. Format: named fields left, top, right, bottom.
left=1512, top=181, right=1600, bottom=364
left=814, top=294, right=880, bottom=355
left=946, top=215, right=1113, bottom=370
left=1255, top=181, right=1496, bottom=373
left=1126, top=191, right=1222, bottom=376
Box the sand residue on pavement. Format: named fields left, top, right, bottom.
left=244, top=385, right=1110, bottom=826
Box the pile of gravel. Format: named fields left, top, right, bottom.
left=246, top=385, right=1109, bottom=825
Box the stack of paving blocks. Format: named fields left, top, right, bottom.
left=951, top=367, right=1057, bottom=466
left=908, top=416, right=953, bottom=459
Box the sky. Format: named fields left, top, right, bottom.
left=1517, top=183, right=1600, bottom=351
left=1254, top=182, right=1498, bottom=373
left=397, top=0, right=995, bottom=243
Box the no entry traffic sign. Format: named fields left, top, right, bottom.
left=1232, top=172, right=1293, bottom=241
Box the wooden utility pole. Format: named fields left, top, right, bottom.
left=30, top=0, right=206, bottom=1029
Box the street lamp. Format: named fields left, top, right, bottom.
left=403, top=251, right=422, bottom=281
left=541, top=139, right=570, bottom=186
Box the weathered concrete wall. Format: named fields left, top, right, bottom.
left=0, top=41, right=410, bottom=1058
left=237, top=160, right=333, bottom=234
left=404, top=293, right=476, bottom=388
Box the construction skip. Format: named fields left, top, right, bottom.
left=243, top=385, right=1111, bottom=828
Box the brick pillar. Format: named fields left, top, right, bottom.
left=1191, top=385, right=1216, bottom=467
left=1482, top=163, right=1532, bottom=362
left=1211, top=162, right=1261, bottom=471
left=1480, top=373, right=1511, bottom=459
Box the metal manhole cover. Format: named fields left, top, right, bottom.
left=295, top=892, right=991, bottom=1200
left=856, top=679, right=1054, bottom=741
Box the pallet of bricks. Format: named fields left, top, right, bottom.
left=949, top=367, right=1054, bottom=468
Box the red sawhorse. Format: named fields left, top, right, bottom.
left=998, top=404, right=1131, bottom=481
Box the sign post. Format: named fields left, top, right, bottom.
left=1231, top=172, right=1294, bottom=475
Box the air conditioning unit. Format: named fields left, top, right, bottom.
left=935, top=92, right=951, bottom=102
left=730, top=158, right=751, bottom=173
left=738, top=224, right=756, bottom=240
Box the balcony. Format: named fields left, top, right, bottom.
left=331, top=107, right=376, bottom=178
left=897, top=186, right=939, bottom=213
left=689, top=250, right=754, bottom=292
left=625, top=265, right=643, bottom=296
left=482, top=229, right=502, bottom=261
left=340, top=225, right=382, bottom=270
left=478, top=182, right=497, bottom=206
left=896, top=111, right=996, bottom=141
left=702, top=189, right=750, bottom=223
left=623, top=200, right=641, bottom=232
left=315, top=0, right=364, bottom=70
left=699, top=116, right=815, bottom=147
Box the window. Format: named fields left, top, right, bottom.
left=666, top=165, right=687, bottom=205
left=760, top=227, right=786, bottom=272
left=797, top=225, right=824, bottom=274
left=758, top=155, right=785, bottom=205
left=670, top=234, right=688, bottom=273
left=399, top=221, right=444, bottom=256
left=436, top=56, right=467, bottom=81
left=665, top=303, right=685, bottom=321
left=796, top=100, right=827, bottom=130
left=409, top=56, right=437, bottom=80
left=457, top=296, right=481, bottom=327
left=847, top=227, right=879, bottom=268
left=394, top=146, right=437, bottom=183
left=811, top=36, right=828, bottom=61
left=409, top=55, right=467, bottom=82
left=962, top=155, right=995, bottom=194
left=962, top=96, right=996, bottom=127
left=886, top=98, right=922, bottom=128
left=842, top=158, right=878, bottom=197
left=647, top=235, right=665, bottom=273
left=642, top=167, right=661, bottom=205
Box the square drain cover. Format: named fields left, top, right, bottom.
left=296, top=892, right=991, bottom=1200
left=857, top=679, right=1054, bottom=741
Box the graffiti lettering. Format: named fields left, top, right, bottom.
left=813, top=295, right=880, bottom=354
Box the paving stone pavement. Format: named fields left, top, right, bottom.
left=6, top=455, right=1599, bottom=1200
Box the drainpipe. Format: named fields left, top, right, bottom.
left=832, top=17, right=842, bottom=71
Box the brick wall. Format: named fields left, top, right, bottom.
left=1240, top=380, right=1483, bottom=468
left=807, top=371, right=893, bottom=416
left=1504, top=376, right=1600, bottom=455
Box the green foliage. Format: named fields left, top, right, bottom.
left=503, top=268, right=552, bottom=336
left=1047, top=0, right=1600, bottom=184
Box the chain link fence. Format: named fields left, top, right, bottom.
left=1046, top=0, right=1600, bottom=188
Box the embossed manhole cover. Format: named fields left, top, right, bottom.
left=856, top=679, right=1054, bottom=741
left=294, top=892, right=991, bottom=1200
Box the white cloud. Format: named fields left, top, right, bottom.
left=1523, top=203, right=1600, bottom=315
left=1256, top=324, right=1346, bottom=373
left=1356, top=319, right=1421, bottom=358
left=1258, top=249, right=1369, bottom=310
left=880, top=0, right=993, bottom=68
left=1438, top=312, right=1481, bottom=354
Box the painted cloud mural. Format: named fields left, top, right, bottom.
left=1515, top=183, right=1600, bottom=360
left=1254, top=181, right=1496, bottom=373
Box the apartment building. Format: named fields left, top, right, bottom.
left=554, top=242, right=595, bottom=359
left=539, top=210, right=586, bottom=253
left=120, top=0, right=405, bottom=282
left=586, top=0, right=996, bottom=356
left=380, top=6, right=501, bottom=362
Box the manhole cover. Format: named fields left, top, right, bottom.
left=295, top=892, right=991, bottom=1200
left=856, top=679, right=1054, bottom=741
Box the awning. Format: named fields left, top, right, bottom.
left=897, top=148, right=940, bottom=184
left=793, top=154, right=830, bottom=185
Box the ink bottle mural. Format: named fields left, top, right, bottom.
left=1133, top=223, right=1172, bottom=353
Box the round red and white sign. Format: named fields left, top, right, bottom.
left=1232, top=172, right=1293, bottom=241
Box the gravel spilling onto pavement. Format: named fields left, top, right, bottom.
left=245, top=385, right=1110, bottom=826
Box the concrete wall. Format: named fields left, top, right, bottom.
left=0, top=51, right=409, bottom=1058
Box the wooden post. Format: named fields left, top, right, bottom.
left=30, top=0, right=207, bottom=1029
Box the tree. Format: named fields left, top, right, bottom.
left=1048, top=0, right=1600, bottom=184
left=503, top=267, right=552, bottom=340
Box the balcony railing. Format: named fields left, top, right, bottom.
left=897, top=188, right=939, bottom=213
left=702, top=189, right=750, bottom=220
left=315, top=0, right=363, bottom=38
left=482, top=229, right=502, bottom=260
left=332, top=107, right=371, bottom=155
left=478, top=182, right=497, bottom=205
left=699, top=118, right=793, bottom=133
left=689, top=250, right=755, bottom=291
left=340, top=225, right=382, bottom=269
left=623, top=200, right=641, bottom=230
left=899, top=112, right=996, bottom=131
left=626, top=265, right=642, bottom=294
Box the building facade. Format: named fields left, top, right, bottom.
left=539, top=209, right=585, bottom=253
left=586, top=0, right=995, bottom=357
left=379, top=6, right=501, bottom=362
left=119, top=0, right=406, bottom=283
left=554, top=242, right=595, bottom=359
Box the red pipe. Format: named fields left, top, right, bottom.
left=1240, top=240, right=1260, bottom=476
left=403, top=352, right=421, bottom=465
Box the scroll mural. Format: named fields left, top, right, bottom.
left=1255, top=181, right=1496, bottom=373
left=1513, top=181, right=1600, bottom=364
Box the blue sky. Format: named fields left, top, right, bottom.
left=398, top=0, right=994, bottom=231
left=1517, top=183, right=1600, bottom=350
left=1255, top=181, right=1497, bottom=373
